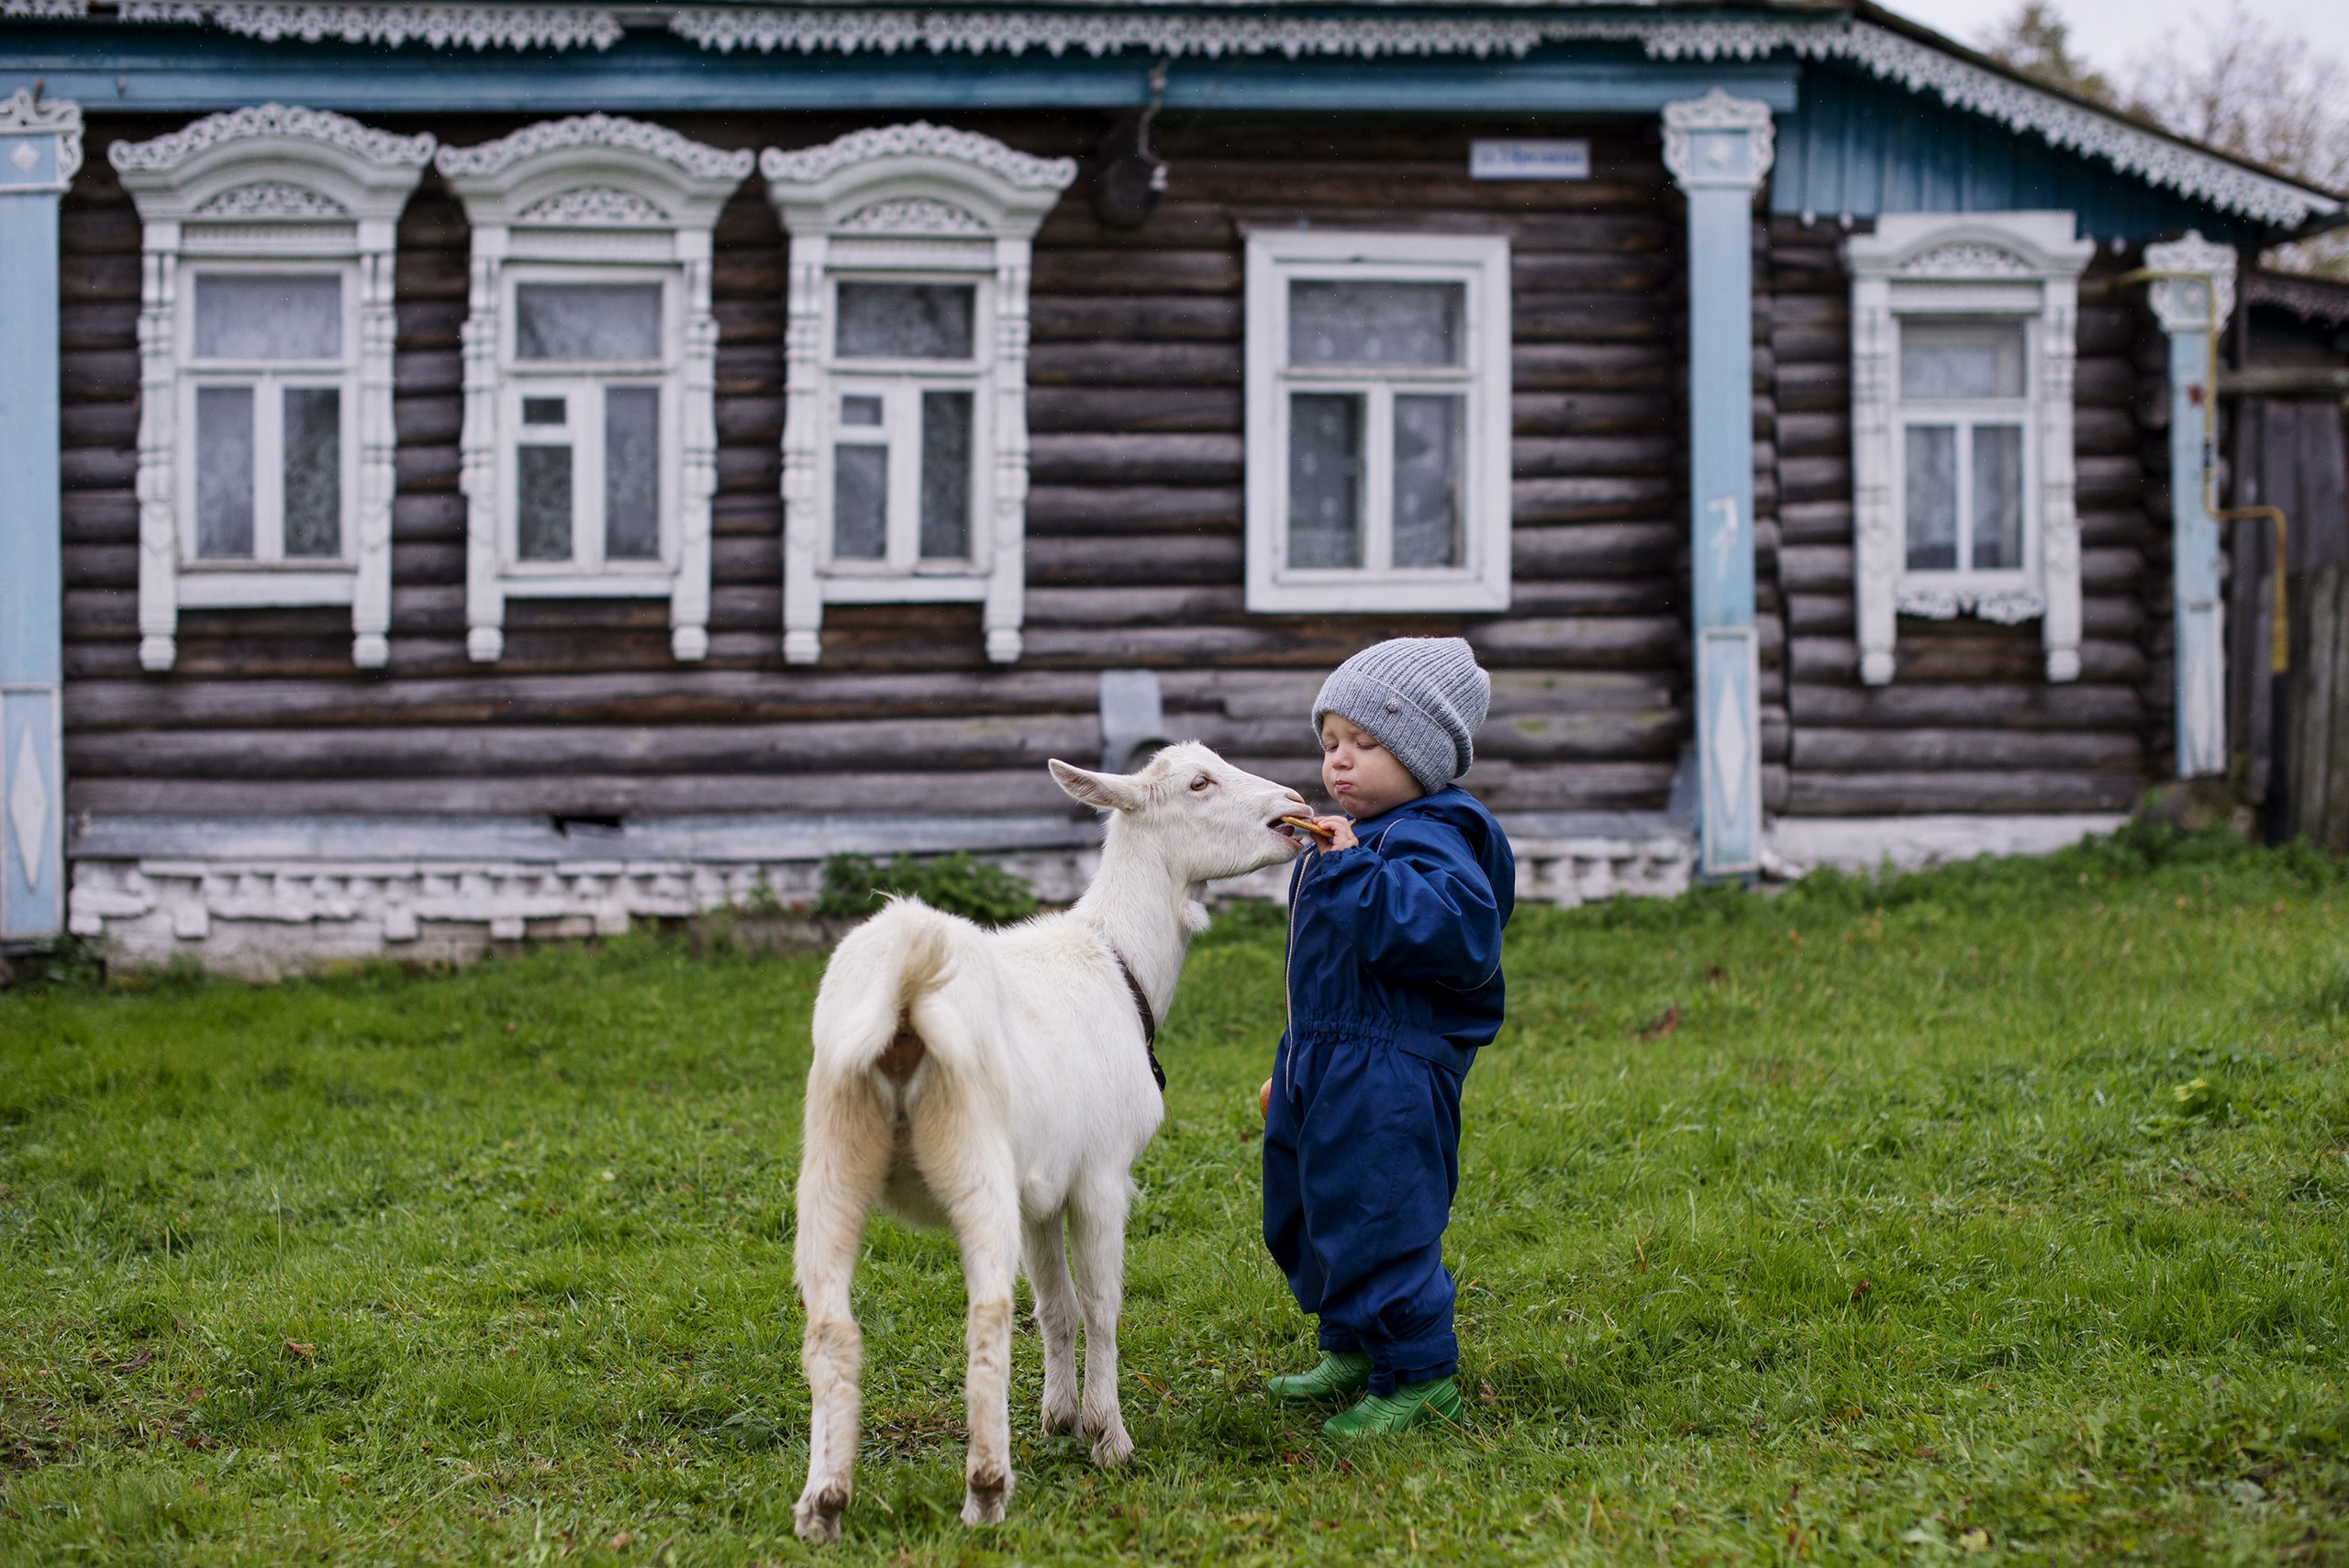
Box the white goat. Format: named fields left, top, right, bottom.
left=790, top=743, right=1308, bottom=1542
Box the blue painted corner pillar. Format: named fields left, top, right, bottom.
left=0, top=90, right=79, bottom=940
left=2143, top=232, right=2237, bottom=780
left=1664, top=90, right=1774, bottom=878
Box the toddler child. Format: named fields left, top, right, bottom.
left=1263, top=636, right=1515, bottom=1438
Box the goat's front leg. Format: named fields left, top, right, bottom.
left=943, top=1170, right=1022, bottom=1525
left=1022, top=1212, right=1081, bottom=1435
left=1067, top=1172, right=1135, bottom=1467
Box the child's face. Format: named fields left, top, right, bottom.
left=1319, top=717, right=1425, bottom=821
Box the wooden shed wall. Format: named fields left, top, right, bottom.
left=1765, top=214, right=2168, bottom=816
left=57, top=113, right=1709, bottom=823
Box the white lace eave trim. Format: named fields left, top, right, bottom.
left=112, top=0, right=621, bottom=50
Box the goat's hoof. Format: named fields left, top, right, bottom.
left=1085, top=1423, right=1134, bottom=1468
left=961, top=1468, right=1011, bottom=1526
left=1041, top=1396, right=1079, bottom=1436
left=795, top=1484, right=849, bottom=1544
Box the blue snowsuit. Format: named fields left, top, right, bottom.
left=1263, top=786, right=1514, bottom=1395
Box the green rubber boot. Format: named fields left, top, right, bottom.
left=1264, top=1351, right=1373, bottom=1407
left=1320, top=1375, right=1464, bottom=1439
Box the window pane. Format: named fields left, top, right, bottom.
left=517, top=445, right=573, bottom=562
left=919, top=391, right=974, bottom=560
left=194, top=385, right=255, bottom=558
left=836, top=284, right=975, bottom=361
left=1900, top=319, right=2026, bottom=400
left=195, top=274, right=341, bottom=361
left=1972, top=424, right=2024, bottom=571
left=832, top=444, right=887, bottom=560
left=841, top=394, right=883, bottom=428
left=605, top=387, right=660, bottom=562
left=282, top=387, right=341, bottom=559
left=523, top=396, right=566, bottom=426
left=515, top=284, right=662, bottom=362
left=1904, top=425, right=1958, bottom=571
left=1289, top=281, right=1463, bottom=367
left=1288, top=393, right=1364, bottom=569
left=1392, top=395, right=1464, bottom=568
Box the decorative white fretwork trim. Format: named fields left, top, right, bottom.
left=112, top=106, right=431, bottom=673
left=438, top=114, right=752, bottom=183
left=1661, top=86, right=1775, bottom=190
left=2143, top=229, right=2239, bottom=334
left=0, top=0, right=87, bottom=18
left=516, top=183, right=671, bottom=226
left=109, top=102, right=433, bottom=173
left=437, top=116, right=749, bottom=665
left=764, top=122, right=1075, bottom=667
left=761, top=122, right=1076, bottom=193
left=838, top=195, right=988, bottom=235
left=114, top=0, right=620, bottom=50
left=0, top=88, right=83, bottom=188
left=684, top=12, right=2340, bottom=228
left=193, top=179, right=351, bottom=217
left=1846, top=210, right=2094, bottom=686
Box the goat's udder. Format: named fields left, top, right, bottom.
left=876, top=1027, right=925, bottom=1088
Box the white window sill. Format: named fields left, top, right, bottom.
left=1248, top=573, right=1510, bottom=615
left=1895, top=576, right=2044, bottom=624
left=820, top=573, right=989, bottom=605
left=499, top=569, right=678, bottom=599
left=177, top=567, right=357, bottom=608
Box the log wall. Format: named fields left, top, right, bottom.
left=1766, top=214, right=2166, bottom=817
left=59, top=112, right=1698, bottom=823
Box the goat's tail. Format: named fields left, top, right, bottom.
left=808, top=898, right=993, bottom=1096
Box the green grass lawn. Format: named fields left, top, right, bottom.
left=6, top=828, right=2349, bottom=1565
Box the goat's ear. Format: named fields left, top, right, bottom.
left=1049, top=758, right=1146, bottom=814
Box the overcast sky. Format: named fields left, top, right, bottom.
left=1878, top=0, right=2349, bottom=76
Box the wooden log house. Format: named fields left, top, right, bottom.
left=0, top=0, right=2341, bottom=973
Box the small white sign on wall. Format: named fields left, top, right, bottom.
left=1469, top=139, right=1591, bottom=181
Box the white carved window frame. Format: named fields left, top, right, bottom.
left=1846, top=211, right=2094, bottom=684
left=1242, top=229, right=1513, bottom=615
left=762, top=124, right=1077, bottom=666
left=436, top=115, right=751, bottom=663
left=111, top=106, right=432, bottom=673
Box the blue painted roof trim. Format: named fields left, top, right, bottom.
left=1776, top=61, right=2265, bottom=246
left=2, top=22, right=1798, bottom=114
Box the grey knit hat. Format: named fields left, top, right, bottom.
left=1311, top=637, right=1492, bottom=795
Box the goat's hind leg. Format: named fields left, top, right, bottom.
left=934, top=1157, right=1021, bottom=1526
left=1023, top=1212, right=1080, bottom=1435
left=792, top=1075, right=893, bottom=1544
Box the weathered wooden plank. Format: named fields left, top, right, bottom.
left=1777, top=543, right=1853, bottom=591
left=1465, top=616, right=1683, bottom=666
left=1028, top=341, right=1242, bottom=385
left=1776, top=454, right=1849, bottom=504
left=1027, top=533, right=1242, bottom=585
left=66, top=770, right=1075, bottom=817
left=1512, top=294, right=1668, bottom=343
left=1513, top=342, right=1670, bottom=391
left=1030, top=295, right=1240, bottom=341
left=1776, top=500, right=1851, bottom=544
left=1774, top=410, right=1847, bottom=458
left=1788, top=679, right=2140, bottom=730
left=1025, top=584, right=1245, bottom=625
left=1790, top=635, right=2147, bottom=684
left=1511, top=521, right=1679, bottom=577
left=1785, top=769, right=2143, bottom=815
left=1027, top=432, right=1244, bottom=485
left=1511, top=434, right=1673, bottom=477
left=1510, top=475, right=1676, bottom=522
left=1791, top=727, right=2143, bottom=771
left=1033, top=250, right=1240, bottom=295
left=1511, top=391, right=1674, bottom=435
left=1028, top=386, right=1240, bottom=434
left=1024, top=484, right=1241, bottom=535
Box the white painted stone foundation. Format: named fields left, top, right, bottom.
left=61, top=810, right=2124, bottom=979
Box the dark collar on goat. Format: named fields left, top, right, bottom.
left=1112, top=950, right=1168, bottom=1094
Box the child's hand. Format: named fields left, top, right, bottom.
left=1313, top=816, right=1357, bottom=851
left=1259, top=1078, right=1272, bottom=1117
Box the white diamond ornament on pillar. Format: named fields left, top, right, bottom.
left=9, top=141, right=37, bottom=172
left=10, top=728, right=47, bottom=891
left=1710, top=679, right=1750, bottom=830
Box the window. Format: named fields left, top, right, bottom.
left=1244, top=231, right=1510, bottom=614
left=763, top=123, right=1078, bottom=665
left=111, top=106, right=434, bottom=672
left=437, top=116, right=753, bottom=663
left=1845, top=212, right=2094, bottom=684
left=500, top=275, right=674, bottom=574
left=824, top=281, right=982, bottom=573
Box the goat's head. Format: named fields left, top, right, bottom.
left=1048, top=743, right=1310, bottom=884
